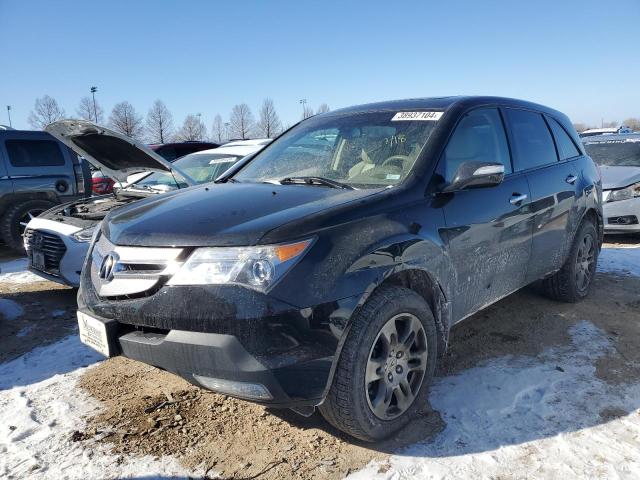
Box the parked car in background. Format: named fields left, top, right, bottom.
left=579, top=126, right=633, bottom=137
left=150, top=141, right=219, bottom=161
left=24, top=120, right=269, bottom=287
left=64, top=96, right=602, bottom=442
left=583, top=133, right=640, bottom=234
left=89, top=140, right=220, bottom=195
left=0, top=129, right=91, bottom=251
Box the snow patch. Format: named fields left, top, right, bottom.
left=598, top=245, right=640, bottom=277
left=350, top=321, right=640, bottom=480
left=0, top=299, right=24, bottom=321
left=0, top=335, right=200, bottom=479
left=0, top=257, right=41, bottom=284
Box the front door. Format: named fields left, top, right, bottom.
left=437, top=108, right=534, bottom=321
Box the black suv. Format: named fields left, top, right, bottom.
left=56, top=97, right=602, bottom=442
left=0, top=129, right=90, bottom=250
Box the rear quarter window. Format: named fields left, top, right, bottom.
left=504, top=109, right=558, bottom=171
left=5, top=139, right=65, bottom=167
left=548, top=118, right=580, bottom=160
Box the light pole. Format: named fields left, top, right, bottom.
left=299, top=98, right=307, bottom=118
left=6, top=105, right=11, bottom=127
left=90, top=86, right=98, bottom=123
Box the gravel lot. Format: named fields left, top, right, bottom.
left=1, top=239, right=639, bottom=479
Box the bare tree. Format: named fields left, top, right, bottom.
left=302, top=105, right=314, bottom=120
left=316, top=103, right=330, bottom=114
left=602, top=120, right=618, bottom=128
left=109, top=101, right=144, bottom=138
left=176, top=114, right=207, bottom=141
left=28, top=95, right=66, bottom=129
left=572, top=123, right=590, bottom=133
left=257, top=98, right=282, bottom=138
left=76, top=96, right=104, bottom=124
left=623, top=118, right=640, bottom=132
left=145, top=100, right=174, bottom=144
left=211, top=114, right=225, bottom=143
left=229, top=104, right=255, bottom=139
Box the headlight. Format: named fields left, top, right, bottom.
left=608, top=182, right=640, bottom=202
left=71, top=226, right=97, bottom=242
left=167, top=239, right=314, bottom=291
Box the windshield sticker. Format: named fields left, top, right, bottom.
left=391, top=111, right=443, bottom=121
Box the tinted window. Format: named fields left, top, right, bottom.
left=5, top=140, right=65, bottom=167
left=442, top=108, right=511, bottom=182
left=548, top=118, right=580, bottom=160
left=584, top=139, right=640, bottom=167
left=505, top=109, right=557, bottom=171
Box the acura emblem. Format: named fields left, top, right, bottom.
left=99, top=252, right=119, bottom=282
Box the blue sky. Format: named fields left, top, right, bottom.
left=1, top=0, right=639, bottom=131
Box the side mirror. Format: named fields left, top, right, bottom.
left=442, top=161, right=505, bottom=192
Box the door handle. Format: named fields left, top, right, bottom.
left=565, top=174, right=577, bottom=185
left=509, top=193, right=528, bottom=205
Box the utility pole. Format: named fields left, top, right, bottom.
left=299, top=98, right=307, bottom=118
left=6, top=105, right=11, bottom=127
left=90, top=86, right=98, bottom=123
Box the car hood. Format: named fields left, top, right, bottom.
left=103, top=182, right=382, bottom=247
left=45, top=120, right=177, bottom=183
left=600, top=165, right=640, bottom=190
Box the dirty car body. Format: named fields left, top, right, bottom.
left=73, top=97, right=602, bottom=441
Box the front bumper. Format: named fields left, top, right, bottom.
left=602, top=195, right=640, bottom=233
left=78, top=279, right=359, bottom=408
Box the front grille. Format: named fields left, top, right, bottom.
left=90, top=233, right=184, bottom=298
left=24, top=228, right=67, bottom=275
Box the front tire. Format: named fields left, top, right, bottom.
left=542, top=219, right=599, bottom=302
left=0, top=200, right=55, bottom=252
left=319, top=285, right=437, bottom=442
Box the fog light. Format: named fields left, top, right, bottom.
left=193, top=374, right=273, bottom=400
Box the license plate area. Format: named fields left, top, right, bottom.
left=77, top=311, right=114, bottom=357
left=31, top=249, right=46, bottom=271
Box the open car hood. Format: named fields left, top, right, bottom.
left=45, top=120, right=176, bottom=183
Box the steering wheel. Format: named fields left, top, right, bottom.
left=381, top=155, right=411, bottom=170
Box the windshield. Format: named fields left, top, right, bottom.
left=233, top=111, right=440, bottom=188
left=584, top=139, right=640, bottom=167
left=135, top=152, right=243, bottom=190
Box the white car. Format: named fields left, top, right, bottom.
left=24, top=120, right=270, bottom=287
left=583, top=133, right=640, bottom=234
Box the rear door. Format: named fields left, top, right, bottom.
left=0, top=131, right=79, bottom=200
left=502, top=108, right=580, bottom=281
left=438, top=108, right=534, bottom=321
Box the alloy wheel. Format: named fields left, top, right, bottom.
left=575, top=232, right=596, bottom=293
left=365, top=313, right=428, bottom=420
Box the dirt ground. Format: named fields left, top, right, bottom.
left=2, top=240, right=640, bottom=479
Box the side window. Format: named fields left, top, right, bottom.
left=504, top=109, right=558, bottom=171
left=547, top=118, right=580, bottom=160
left=442, top=108, right=511, bottom=182
left=5, top=140, right=65, bottom=167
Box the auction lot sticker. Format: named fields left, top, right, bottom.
left=392, top=111, right=443, bottom=121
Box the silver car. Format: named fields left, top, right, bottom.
left=583, top=133, right=640, bottom=234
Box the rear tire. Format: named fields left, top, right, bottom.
left=319, top=285, right=437, bottom=442
left=0, top=200, right=55, bottom=252
left=542, top=219, right=598, bottom=303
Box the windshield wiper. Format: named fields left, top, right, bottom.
left=279, top=176, right=355, bottom=190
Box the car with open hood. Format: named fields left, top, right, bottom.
left=72, top=97, right=602, bottom=442
left=582, top=133, right=640, bottom=234
left=24, top=119, right=269, bottom=286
